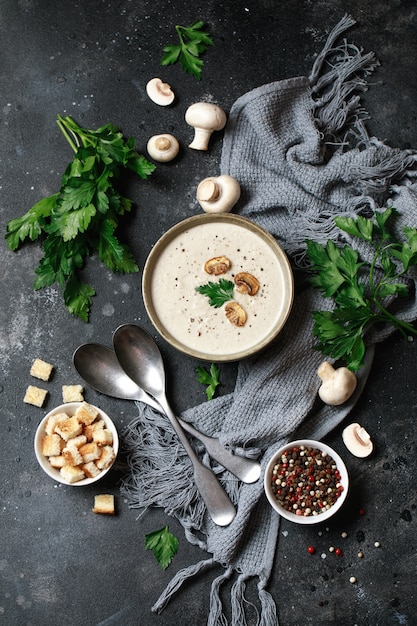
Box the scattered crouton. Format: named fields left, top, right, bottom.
left=92, top=494, right=115, bottom=515
left=62, top=384, right=84, bottom=403
left=30, top=358, right=54, bottom=381
left=24, top=385, right=48, bottom=407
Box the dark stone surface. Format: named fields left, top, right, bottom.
left=0, top=1, right=416, bottom=624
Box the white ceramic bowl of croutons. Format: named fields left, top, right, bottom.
left=264, top=439, right=349, bottom=525
left=34, top=402, right=119, bottom=486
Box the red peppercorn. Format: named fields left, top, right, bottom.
left=358, top=508, right=365, bottom=516
left=307, top=546, right=316, bottom=554
left=335, top=548, right=343, bottom=557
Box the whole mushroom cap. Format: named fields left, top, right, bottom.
left=185, top=102, right=227, bottom=130
left=147, top=134, right=179, bottom=162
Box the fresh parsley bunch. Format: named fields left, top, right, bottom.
left=306, top=207, right=417, bottom=371
left=5, top=115, right=155, bottom=321
left=161, top=20, right=213, bottom=80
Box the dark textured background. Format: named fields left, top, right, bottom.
left=0, top=1, right=416, bottom=625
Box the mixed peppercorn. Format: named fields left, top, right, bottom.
left=270, top=445, right=344, bottom=517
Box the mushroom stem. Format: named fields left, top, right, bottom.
left=189, top=127, right=214, bottom=151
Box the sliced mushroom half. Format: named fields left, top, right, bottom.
left=204, top=256, right=231, bottom=275
left=146, top=78, right=175, bottom=106
left=234, top=272, right=260, bottom=296
left=342, top=423, right=373, bottom=457
left=225, top=302, right=247, bottom=326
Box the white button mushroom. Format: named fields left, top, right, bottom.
left=317, top=362, right=357, bottom=406
left=146, top=78, right=175, bottom=106
left=185, top=102, right=227, bottom=150
left=196, top=175, right=241, bottom=213
left=146, top=134, right=179, bottom=162
left=342, top=423, right=373, bottom=457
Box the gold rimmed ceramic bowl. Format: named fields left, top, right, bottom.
left=142, top=214, right=294, bottom=361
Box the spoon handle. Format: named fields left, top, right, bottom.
left=157, top=396, right=236, bottom=527
left=177, top=418, right=261, bottom=484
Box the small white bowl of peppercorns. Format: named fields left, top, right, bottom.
left=264, top=439, right=349, bottom=524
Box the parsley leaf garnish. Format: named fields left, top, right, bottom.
left=195, top=278, right=234, bottom=307
left=196, top=363, right=221, bottom=400
left=306, top=207, right=417, bottom=371
left=145, top=525, right=179, bottom=570
left=5, top=115, right=155, bottom=321
left=161, top=20, right=213, bottom=80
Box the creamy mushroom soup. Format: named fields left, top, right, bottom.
left=145, top=218, right=293, bottom=359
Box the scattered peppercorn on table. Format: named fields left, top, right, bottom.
left=1, top=2, right=416, bottom=625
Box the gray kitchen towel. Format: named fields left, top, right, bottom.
left=121, top=15, right=417, bottom=625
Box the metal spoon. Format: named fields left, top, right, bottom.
left=72, top=343, right=260, bottom=483
left=112, top=323, right=237, bottom=527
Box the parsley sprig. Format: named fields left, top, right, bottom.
left=306, top=207, right=417, bottom=371
left=5, top=115, right=155, bottom=321
left=195, top=278, right=234, bottom=307
left=145, top=525, right=179, bottom=570
left=196, top=363, right=221, bottom=400
left=161, top=20, right=213, bottom=80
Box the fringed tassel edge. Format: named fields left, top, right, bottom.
left=308, top=13, right=380, bottom=149
left=152, top=557, right=215, bottom=614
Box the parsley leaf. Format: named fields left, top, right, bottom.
left=161, top=21, right=213, bottom=80
left=307, top=208, right=417, bottom=371
left=5, top=115, right=155, bottom=321
left=196, top=278, right=234, bottom=307
left=196, top=363, right=221, bottom=400
left=145, top=525, right=179, bottom=570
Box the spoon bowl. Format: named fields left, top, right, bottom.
left=73, top=343, right=261, bottom=484
left=112, top=323, right=237, bottom=527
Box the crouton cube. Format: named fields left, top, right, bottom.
left=49, top=455, right=66, bottom=469
left=24, top=385, right=48, bottom=407
left=67, top=434, right=87, bottom=448
left=62, top=385, right=84, bottom=403
left=74, top=401, right=99, bottom=426
left=62, top=445, right=84, bottom=467
left=45, top=412, right=69, bottom=435
left=60, top=465, right=85, bottom=484
left=41, top=434, right=62, bottom=457
left=92, top=494, right=115, bottom=515
left=96, top=446, right=115, bottom=470
left=79, top=442, right=101, bottom=463
left=92, top=429, right=113, bottom=446
left=54, top=416, right=82, bottom=441
left=82, top=462, right=101, bottom=479
left=30, top=358, right=54, bottom=381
